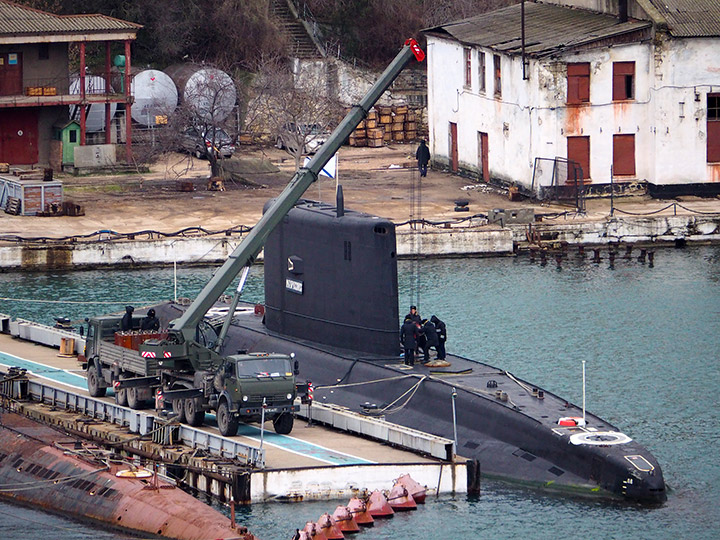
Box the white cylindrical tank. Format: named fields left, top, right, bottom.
left=69, top=76, right=117, bottom=132
left=164, top=64, right=237, bottom=122
left=130, top=69, right=178, bottom=126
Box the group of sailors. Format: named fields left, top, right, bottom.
left=400, top=305, right=447, bottom=366
left=120, top=305, right=160, bottom=332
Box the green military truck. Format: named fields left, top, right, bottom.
left=81, top=313, right=305, bottom=436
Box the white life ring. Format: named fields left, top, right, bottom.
left=569, top=431, right=632, bottom=446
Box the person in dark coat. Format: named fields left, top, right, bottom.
left=431, top=315, right=447, bottom=360
left=140, top=308, right=160, bottom=331
left=415, top=139, right=430, bottom=177
left=400, top=316, right=418, bottom=366
left=420, top=318, right=439, bottom=362
left=405, top=305, right=421, bottom=325
left=120, top=305, right=134, bottom=331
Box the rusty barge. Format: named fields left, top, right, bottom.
left=0, top=406, right=255, bottom=540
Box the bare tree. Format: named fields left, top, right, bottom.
left=252, top=58, right=342, bottom=170
left=159, top=65, right=239, bottom=178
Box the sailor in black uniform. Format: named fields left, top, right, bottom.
left=431, top=315, right=446, bottom=360
left=406, top=305, right=421, bottom=325
left=400, top=316, right=418, bottom=366
left=120, top=305, right=134, bottom=331
left=140, top=308, right=160, bottom=331
left=420, top=318, right=438, bottom=363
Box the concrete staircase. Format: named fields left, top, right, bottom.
left=271, top=0, right=324, bottom=59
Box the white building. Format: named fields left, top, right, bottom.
left=423, top=0, right=720, bottom=198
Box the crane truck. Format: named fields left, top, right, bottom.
left=81, top=39, right=425, bottom=437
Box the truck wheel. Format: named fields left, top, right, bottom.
left=273, top=413, right=294, bottom=435
left=172, top=398, right=186, bottom=422
left=184, top=397, right=205, bottom=426
left=127, top=387, right=144, bottom=410
left=217, top=401, right=239, bottom=437
left=87, top=364, right=106, bottom=398
left=114, top=373, right=128, bottom=406
left=115, top=385, right=128, bottom=406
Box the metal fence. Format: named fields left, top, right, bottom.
left=532, top=157, right=586, bottom=213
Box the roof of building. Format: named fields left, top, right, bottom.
left=643, top=0, right=720, bottom=37
left=0, top=0, right=141, bottom=41
left=424, top=2, right=651, bottom=57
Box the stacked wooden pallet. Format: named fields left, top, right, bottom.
left=348, top=105, right=418, bottom=147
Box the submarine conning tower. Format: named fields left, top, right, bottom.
left=263, top=195, right=400, bottom=356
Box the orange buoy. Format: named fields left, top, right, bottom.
left=303, top=521, right=328, bottom=540
left=366, top=490, right=394, bottom=518
left=395, top=473, right=427, bottom=504
left=331, top=505, right=360, bottom=533
left=347, top=496, right=374, bottom=526
left=387, top=484, right=417, bottom=511
left=317, top=513, right=344, bottom=540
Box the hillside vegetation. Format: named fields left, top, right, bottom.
left=17, top=0, right=516, bottom=68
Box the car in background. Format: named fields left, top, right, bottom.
left=181, top=127, right=236, bottom=159
left=275, top=122, right=330, bottom=154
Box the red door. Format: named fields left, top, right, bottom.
left=613, top=134, right=636, bottom=176
left=0, top=52, right=23, bottom=96
left=567, top=136, right=590, bottom=182
left=478, top=131, right=489, bottom=181
left=449, top=122, right=458, bottom=173
left=0, top=109, right=39, bottom=164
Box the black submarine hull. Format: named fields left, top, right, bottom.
left=158, top=198, right=666, bottom=503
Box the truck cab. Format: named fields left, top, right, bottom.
left=211, top=352, right=300, bottom=436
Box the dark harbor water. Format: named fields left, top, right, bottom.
left=1, top=246, right=719, bottom=539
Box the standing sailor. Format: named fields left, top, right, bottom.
left=120, top=306, right=134, bottom=331
left=420, top=318, right=438, bottom=363
left=431, top=315, right=447, bottom=360
left=400, top=316, right=419, bottom=366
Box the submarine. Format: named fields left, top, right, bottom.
left=154, top=194, right=666, bottom=504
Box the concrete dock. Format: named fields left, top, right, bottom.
left=0, top=329, right=467, bottom=503
left=1, top=146, right=719, bottom=271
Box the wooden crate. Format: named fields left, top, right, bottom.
left=392, top=132, right=405, bottom=142
left=383, top=132, right=392, bottom=142
left=354, top=137, right=368, bottom=147
left=393, top=105, right=409, bottom=115
left=394, top=114, right=405, bottom=123
left=379, top=114, right=393, bottom=124
left=368, top=128, right=385, bottom=139
left=353, top=129, right=367, bottom=138
left=407, top=112, right=416, bottom=122
left=406, top=131, right=417, bottom=141
left=366, top=119, right=377, bottom=129
left=367, top=110, right=378, bottom=120
left=368, top=138, right=384, bottom=148
left=377, top=106, right=392, bottom=115
left=391, top=122, right=404, bottom=132
left=357, top=119, right=366, bottom=129
left=404, top=122, right=417, bottom=131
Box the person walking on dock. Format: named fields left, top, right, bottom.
left=416, top=139, right=430, bottom=177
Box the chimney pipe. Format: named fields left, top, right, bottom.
left=336, top=184, right=344, bottom=217
left=619, top=0, right=628, bottom=23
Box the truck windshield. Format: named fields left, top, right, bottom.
left=235, top=358, right=292, bottom=379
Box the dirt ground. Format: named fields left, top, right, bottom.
left=2, top=143, right=718, bottom=240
